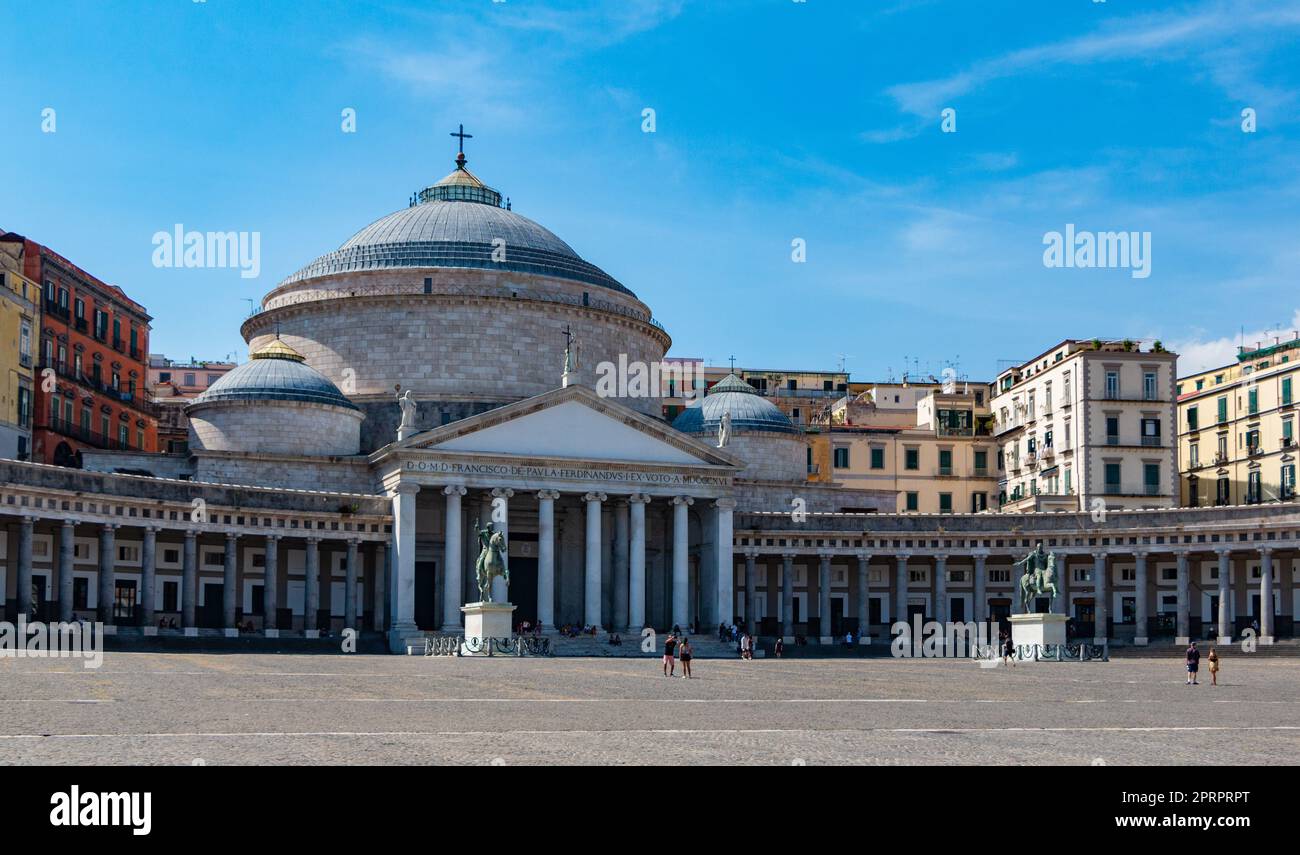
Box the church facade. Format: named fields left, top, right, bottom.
left=1, top=151, right=1297, bottom=652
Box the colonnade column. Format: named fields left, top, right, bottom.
left=895, top=554, right=910, bottom=627
left=264, top=535, right=280, bottom=637
left=140, top=527, right=157, bottom=630
left=584, top=492, right=607, bottom=631
left=1259, top=546, right=1274, bottom=644
left=715, top=498, right=736, bottom=629
left=537, top=490, right=560, bottom=632
left=934, top=554, right=948, bottom=626
left=58, top=520, right=75, bottom=622
left=304, top=536, right=321, bottom=637
left=1133, top=550, right=1149, bottom=645
left=442, top=485, right=466, bottom=630
left=223, top=532, right=239, bottom=635
left=490, top=488, right=513, bottom=603
left=856, top=553, right=870, bottom=644
left=817, top=552, right=832, bottom=643
left=1175, top=549, right=1190, bottom=645
left=781, top=553, right=794, bottom=641
left=1215, top=548, right=1231, bottom=643
left=372, top=542, right=386, bottom=632
left=344, top=539, right=359, bottom=630
left=744, top=551, right=758, bottom=634
left=388, top=483, right=420, bottom=651
left=16, top=516, right=34, bottom=620
left=182, top=530, right=197, bottom=634
left=670, top=496, right=692, bottom=631
left=1092, top=551, right=1108, bottom=645
left=972, top=552, right=987, bottom=624
left=628, top=494, right=649, bottom=630
left=613, top=499, right=630, bottom=632
left=97, top=523, right=116, bottom=626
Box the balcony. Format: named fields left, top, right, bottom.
left=112, top=338, right=125, bottom=353
left=1140, top=436, right=1162, bottom=447
left=18, top=353, right=31, bottom=368
left=44, top=416, right=138, bottom=451
left=1282, top=437, right=1295, bottom=450
left=1106, top=435, right=1120, bottom=446
left=1213, top=452, right=1229, bottom=465
left=1247, top=444, right=1263, bottom=458
left=1041, top=445, right=1055, bottom=459
left=74, top=317, right=88, bottom=334
left=44, top=300, right=71, bottom=322
left=937, top=465, right=954, bottom=477
left=973, top=466, right=990, bottom=478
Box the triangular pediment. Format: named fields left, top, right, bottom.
left=376, top=385, right=740, bottom=469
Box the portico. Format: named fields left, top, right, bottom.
left=372, top=384, right=742, bottom=652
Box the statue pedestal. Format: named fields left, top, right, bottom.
left=1010, top=612, right=1068, bottom=653
left=460, top=602, right=516, bottom=657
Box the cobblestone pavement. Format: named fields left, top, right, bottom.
left=2, top=651, right=1296, bottom=765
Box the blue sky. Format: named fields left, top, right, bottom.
left=3, top=0, right=1299, bottom=381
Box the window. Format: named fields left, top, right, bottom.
left=938, top=493, right=952, bottom=513
left=73, top=578, right=89, bottom=610
left=1282, top=464, right=1296, bottom=498
left=1143, top=463, right=1160, bottom=496
left=1143, top=371, right=1157, bottom=400
left=938, top=449, right=953, bottom=475
left=1217, top=396, right=1228, bottom=423
left=1105, top=371, right=1120, bottom=399
left=1189, top=442, right=1199, bottom=468
left=833, top=447, right=849, bottom=469
left=1248, top=387, right=1258, bottom=415
left=1141, top=417, right=1161, bottom=446
left=163, top=581, right=178, bottom=613
left=1247, top=470, right=1262, bottom=504
left=17, top=386, right=30, bottom=429
left=1105, top=462, right=1122, bottom=493
left=905, top=492, right=918, bottom=511
left=184, top=373, right=196, bottom=386
left=1106, top=415, right=1119, bottom=445
left=1216, top=476, right=1230, bottom=505
left=1187, top=406, right=1198, bottom=431
left=973, top=449, right=988, bottom=475
left=1283, top=377, right=1293, bottom=406
left=971, top=492, right=987, bottom=512
left=1064, top=466, right=1072, bottom=494
left=904, top=448, right=919, bottom=470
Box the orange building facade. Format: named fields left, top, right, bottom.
left=1, top=232, right=157, bottom=466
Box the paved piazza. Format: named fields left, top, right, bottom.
left=2, top=652, right=1297, bottom=765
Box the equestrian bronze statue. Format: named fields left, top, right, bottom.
left=473, top=519, right=509, bottom=603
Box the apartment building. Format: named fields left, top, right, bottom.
left=147, top=354, right=237, bottom=453
left=0, top=259, right=37, bottom=460
left=992, top=339, right=1178, bottom=512
left=1177, top=335, right=1299, bottom=507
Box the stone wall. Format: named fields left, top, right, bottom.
left=192, top=453, right=375, bottom=495
left=188, top=400, right=362, bottom=457
left=725, top=432, right=809, bottom=482
left=241, top=270, right=670, bottom=420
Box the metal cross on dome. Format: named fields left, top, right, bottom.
left=450, top=123, right=473, bottom=154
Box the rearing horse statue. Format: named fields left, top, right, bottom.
left=474, top=519, right=509, bottom=603
left=1015, top=543, right=1060, bottom=613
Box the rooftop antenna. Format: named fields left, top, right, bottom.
left=837, top=353, right=852, bottom=374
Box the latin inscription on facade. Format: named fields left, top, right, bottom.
left=403, top=459, right=729, bottom=486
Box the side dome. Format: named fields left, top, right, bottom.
left=673, top=374, right=806, bottom=482
left=279, top=154, right=631, bottom=295
left=186, top=338, right=363, bottom=457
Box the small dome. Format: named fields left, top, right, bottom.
left=189, top=338, right=359, bottom=411
left=672, top=374, right=800, bottom=435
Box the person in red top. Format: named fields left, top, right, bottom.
left=662, top=633, right=677, bottom=677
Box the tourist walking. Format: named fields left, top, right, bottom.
left=773, top=637, right=784, bottom=658
left=1208, top=646, right=1220, bottom=686
left=663, top=633, right=677, bottom=677
left=679, top=637, right=693, bottom=678
left=1185, top=640, right=1200, bottom=685
left=1001, top=631, right=1015, bottom=667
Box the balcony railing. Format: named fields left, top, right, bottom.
left=1140, top=436, right=1162, bottom=447
left=38, top=360, right=160, bottom=417
left=937, top=465, right=954, bottom=477
left=44, top=416, right=138, bottom=451
left=973, top=467, right=989, bottom=478
left=1106, top=435, right=1120, bottom=446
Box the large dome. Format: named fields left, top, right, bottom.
left=279, top=156, right=630, bottom=295
left=672, top=374, right=800, bottom=435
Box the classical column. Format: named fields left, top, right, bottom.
left=98, top=524, right=116, bottom=626
left=1216, top=547, right=1231, bottom=643
left=372, top=542, right=387, bottom=632
left=344, top=539, right=359, bottom=630
left=1133, top=550, right=1149, bottom=645
left=1175, top=550, right=1190, bottom=645
left=304, top=536, right=321, bottom=636
left=670, top=496, right=692, bottom=630
left=442, top=485, right=466, bottom=629
left=536, top=490, right=560, bottom=632
left=140, top=527, right=157, bottom=630
left=816, top=553, right=832, bottom=643
left=388, top=483, right=420, bottom=650
left=58, top=520, right=75, bottom=622
left=16, top=516, right=34, bottom=620
left=972, top=552, right=987, bottom=624
left=715, top=498, right=736, bottom=629
left=1259, top=546, right=1274, bottom=644
left=895, top=554, right=910, bottom=628
left=182, top=530, right=197, bottom=633
left=856, top=553, right=870, bottom=644
left=584, top=492, right=607, bottom=631
left=264, top=535, right=280, bottom=637
left=223, top=532, right=239, bottom=634
left=934, top=554, right=948, bottom=626
left=781, top=552, right=795, bottom=641
left=613, top=499, right=630, bottom=632
left=1092, top=551, right=1108, bottom=645
left=744, top=551, right=758, bottom=633
left=628, top=494, right=649, bottom=630
left=490, top=487, right=513, bottom=603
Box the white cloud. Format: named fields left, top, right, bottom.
left=1167, top=309, right=1300, bottom=375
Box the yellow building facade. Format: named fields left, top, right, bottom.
left=0, top=262, right=38, bottom=459
left=1177, top=337, right=1299, bottom=506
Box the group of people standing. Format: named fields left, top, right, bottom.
left=661, top=631, right=693, bottom=678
